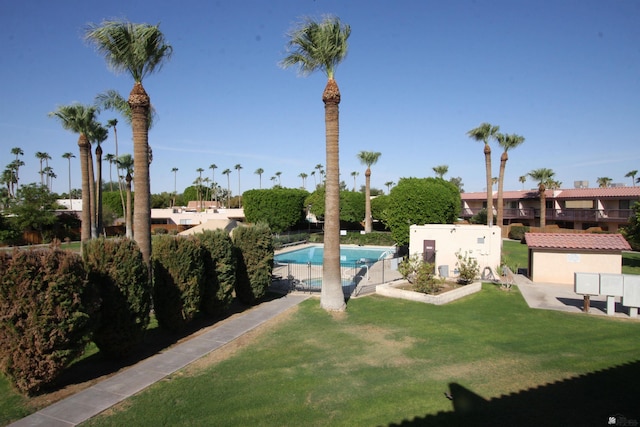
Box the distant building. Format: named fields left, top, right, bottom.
left=460, top=187, right=640, bottom=233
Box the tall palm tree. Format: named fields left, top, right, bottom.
left=86, top=19, right=173, bottom=268
left=234, top=164, right=243, bottom=207
left=385, top=181, right=394, bottom=194
left=310, top=170, right=317, bottom=188
left=93, top=126, right=109, bottom=236
left=519, top=175, right=527, bottom=190
left=495, top=132, right=525, bottom=228
left=282, top=16, right=350, bottom=311
left=10, top=147, right=24, bottom=193
left=118, top=154, right=134, bottom=238
left=209, top=164, right=218, bottom=203
left=104, top=153, right=116, bottom=190
left=171, top=167, right=178, bottom=206
left=62, top=152, right=75, bottom=209
left=255, top=167, right=264, bottom=189
left=528, top=168, right=555, bottom=229
left=196, top=168, right=204, bottom=210
left=49, top=104, right=101, bottom=242
left=467, top=122, right=500, bottom=226
left=222, top=168, right=231, bottom=207
left=357, top=151, right=381, bottom=233
left=432, top=164, right=448, bottom=179
left=35, top=152, right=50, bottom=186
left=103, top=118, right=126, bottom=219
left=350, top=171, right=358, bottom=191
left=299, top=172, right=308, bottom=189
left=275, top=171, right=282, bottom=186
left=597, top=177, right=612, bottom=188
left=45, top=168, right=56, bottom=192
left=625, top=170, right=637, bottom=187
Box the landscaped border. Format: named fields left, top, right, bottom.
left=376, top=280, right=481, bottom=305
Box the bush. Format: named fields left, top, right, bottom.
left=397, top=254, right=440, bottom=293
left=0, top=249, right=98, bottom=394
left=243, top=188, right=309, bottom=233
left=508, top=225, right=530, bottom=241
left=455, top=250, right=480, bottom=284
left=383, top=178, right=461, bottom=246
left=195, top=230, right=236, bottom=316
left=83, top=238, right=151, bottom=359
left=152, top=235, right=205, bottom=331
left=233, top=223, right=274, bottom=304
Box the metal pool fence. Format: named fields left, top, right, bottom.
left=271, top=256, right=403, bottom=297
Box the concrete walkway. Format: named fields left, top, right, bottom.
left=10, top=293, right=310, bottom=427
left=513, top=274, right=637, bottom=319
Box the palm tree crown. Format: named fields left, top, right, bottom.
left=467, top=122, right=500, bottom=226
left=528, top=167, right=555, bottom=229
left=280, top=16, right=350, bottom=79
left=495, top=132, right=525, bottom=227
left=85, top=21, right=173, bottom=83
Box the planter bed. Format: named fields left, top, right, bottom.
left=376, top=280, right=482, bottom=305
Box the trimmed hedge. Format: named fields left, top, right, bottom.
left=83, top=238, right=151, bottom=359
left=508, top=225, right=530, bottom=241
left=152, top=235, right=205, bottom=331
left=195, top=230, right=236, bottom=316
left=0, top=249, right=97, bottom=394
left=233, top=223, right=274, bottom=304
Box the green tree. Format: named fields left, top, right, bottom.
left=467, top=122, right=500, bottom=226
left=254, top=167, right=264, bottom=189
left=8, top=184, right=59, bottom=242
left=232, top=223, right=274, bottom=305
left=357, top=151, right=381, bottom=233
left=519, top=175, right=527, bottom=190
left=86, top=19, right=173, bottom=270
left=49, top=104, right=102, bottom=242
left=495, top=132, right=525, bottom=227
left=597, top=177, right=612, bottom=188
left=621, top=202, right=640, bottom=251
left=432, top=164, right=448, bottom=179
left=243, top=188, right=308, bottom=233
left=62, top=152, right=75, bottom=209
left=222, top=168, right=232, bottom=207
left=281, top=16, right=351, bottom=311
left=383, top=177, right=461, bottom=246
left=625, top=170, right=637, bottom=187
left=528, top=168, right=555, bottom=228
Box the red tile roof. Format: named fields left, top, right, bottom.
left=461, top=187, right=640, bottom=201
left=524, top=233, right=631, bottom=251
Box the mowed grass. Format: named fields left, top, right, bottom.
left=80, top=286, right=640, bottom=427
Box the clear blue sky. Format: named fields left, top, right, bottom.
left=1, top=0, right=639, bottom=196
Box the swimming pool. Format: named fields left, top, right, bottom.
left=275, top=245, right=394, bottom=265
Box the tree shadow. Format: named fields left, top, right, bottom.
left=40, top=291, right=288, bottom=394
left=388, top=359, right=640, bottom=426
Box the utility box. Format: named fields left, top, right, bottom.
left=438, top=265, right=449, bottom=278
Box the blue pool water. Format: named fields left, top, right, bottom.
left=275, top=245, right=393, bottom=265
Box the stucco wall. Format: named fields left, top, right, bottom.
left=408, top=224, right=502, bottom=279
left=531, top=250, right=622, bottom=285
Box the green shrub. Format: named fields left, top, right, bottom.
left=0, top=249, right=98, bottom=394
left=414, top=261, right=441, bottom=294
left=83, top=238, right=151, bottom=359
left=243, top=188, right=309, bottom=233
left=508, top=225, right=530, bottom=241
left=232, top=223, right=274, bottom=304
left=455, top=250, right=480, bottom=284
left=152, top=235, right=205, bottom=331
left=195, top=230, right=236, bottom=316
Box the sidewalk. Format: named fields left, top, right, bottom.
left=513, top=274, right=636, bottom=319
left=10, top=293, right=310, bottom=427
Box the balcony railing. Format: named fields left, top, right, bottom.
left=461, top=208, right=633, bottom=222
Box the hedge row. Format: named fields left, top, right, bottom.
left=0, top=224, right=274, bottom=394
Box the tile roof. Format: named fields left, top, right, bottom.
left=524, top=233, right=631, bottom=251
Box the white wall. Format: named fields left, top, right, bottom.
left=532, top=250, right=622, bottom=285
left=408, top=224, right=502, bottom=279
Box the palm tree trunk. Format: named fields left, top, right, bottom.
left=539, top=185, right=546, bottom=229
left=87, top=145, right=97, bottom=239
left=484, top=144, right=493, bottom=226
left=496, top=152, right=507, bottom=229
left=364, top=167, right=372, bottom=233
left=95, top=144, right=103, bottom=236
left=126, top=173, right=133, bottom=239
left=321, top=78, right=346, bottom=311
left=129, top=82, right=152, bottom=269
left=78, top=134, right=92, bottom=243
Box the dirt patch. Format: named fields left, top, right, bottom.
left=342, top=325, right=419, bottom=368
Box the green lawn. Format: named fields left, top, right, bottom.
left=73, top=286, right=639, bottom=427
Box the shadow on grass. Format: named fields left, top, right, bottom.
left=40, top=291, right=288, bottom=394
left=623, top=255, right=640, bottom=269
left=389, top=359, right=640, bottom=427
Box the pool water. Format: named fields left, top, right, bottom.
left=275, top=245, right=393, bottom=265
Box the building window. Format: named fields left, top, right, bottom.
left=619, top=200, right=631, bottom=210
